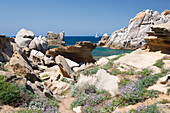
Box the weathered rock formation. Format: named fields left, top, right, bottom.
left=46, top=31, right=65, bottom=46
left=15, top=28, right=35, bottom=48
left=0, top=35, right=21, bottom=62
left=15, top=28, right=48, bottom=54
left=98, top=9, right=170, bottom=49
left=29, top=35, right=48, bottom=53
left=5, top=51, right=41, bottom=83
left=144, top=22, right=170, bottom=54
left=46, top=41, right=97, bottom=63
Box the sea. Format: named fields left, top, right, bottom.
left=63, top=36, right=133, bottom=60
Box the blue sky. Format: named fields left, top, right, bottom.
left=0, top=0, right=170, bottom=36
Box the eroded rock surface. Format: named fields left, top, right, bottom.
left=46, top=41, right=96, bottom=63
left=145, top=22, right=170, bottom=54
left=5, top=52, right=41, bottom=83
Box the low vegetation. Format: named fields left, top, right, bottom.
left=0, top=75, right=34, bottom=106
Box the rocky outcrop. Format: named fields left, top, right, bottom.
left=144, top=22, right=170, bottom=54
left=46, top=31, right=65, bottom=46
left=15, top=29, right=48, bottom=54
left=5, top=51, right=41, bottom=83
left=0, top=35, right=21, bottom=62
left=97, top=33, right=109, bottom=46
left=98, top=9, right=170, bottom=49
left=46, top=41, right=96, bottom=63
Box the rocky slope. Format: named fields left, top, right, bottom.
left=98, top=9, right=170, bottom=49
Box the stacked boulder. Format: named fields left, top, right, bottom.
left=98, top=9, right=170, bottom=49
left=46, top=31, right=65, bottom=46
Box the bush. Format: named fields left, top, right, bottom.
left=101, top=64, right=112, bottom=70
left=138, top=68, right=153, bottom=76
left=119, top=78, right=132, bottom=88
left=0, top=75, right=21, bottom=105
left=82, top=66, right=100, bottom=76
left=129, top=103, right=159, bottom=113
left=120, top=81, right=144, bottom=105
left=18, top=98, right=59, bottom=113
left=61, top=77, right=69, bottom=83
left=0, top=75, right=34, bottom=106
left=110, top=69, right=121, bottom=75
left=154, top=59, right=164, bottom=68
left=124, top=68, right=135, bottom=75
left=136, top=73, right=165, bottom=89
left=70, top=93, right=88, bottom=109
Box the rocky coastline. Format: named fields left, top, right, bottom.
left=0, top=10, right=170, bottom=113
left=98, top=9, right=170, bottom=50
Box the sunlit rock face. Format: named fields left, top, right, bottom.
left=98, top=9, right=170, bottom=49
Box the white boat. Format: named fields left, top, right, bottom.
left=95, top=32, right=99, bottom=38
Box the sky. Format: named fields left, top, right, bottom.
left=0, top=0, right=170, bottom=36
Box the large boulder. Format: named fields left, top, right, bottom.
left=144, top=22, right=170, bottom=54
left=46, top=41, right=96, bottom=63
left=5, top=51, right=41, bottom=83
left=15, top=28, right=35, bottom=48
left=76, top=69, right=120, bottom=96
left=29, top=36, right=48, bottom=53
left=46, top=31, right=65, bottom=46
left=98, top=9, right=169, bottom=49
left=55, top=55, right=73, bottom=75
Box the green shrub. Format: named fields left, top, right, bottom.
left=82, top=66, right=100, bottom=76
left=119, top=78, right=132, bottom=88
left=0, top=75, right=21, bottom=105
left=101, top=64, right=112, bottom=70
left=154, top=59, right=164, bottom=68
left=110, top=69, right=121, bottom=75
left=0, top=75, right=34, bottom=106
left=136, top=73, right=165, bottom=89
left=168, top=88, right=170, bottom=95
left=61, top=77, right=69, bottom=83
left=113, top=54, right=125, bottom=60
left=138, top=68, right=153, bottom=76
left=129, top=102, right=159, bottom=113
left=70, top=83, right=96, bottom=97
left=70, top=93, right=88, bottom=109
left=124, top=68, right=135, bottom=75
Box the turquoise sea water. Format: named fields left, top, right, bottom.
left=63, top=36, right=133, bottom=60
